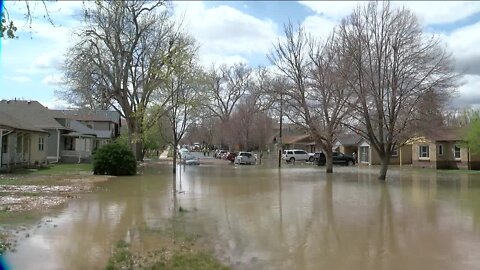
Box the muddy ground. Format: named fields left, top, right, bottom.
left=0, top=171, right=112, bottom=254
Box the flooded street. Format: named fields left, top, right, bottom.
left=3, top=159, right=480, bottom=270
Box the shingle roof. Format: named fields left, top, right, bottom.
left=282, top=134, right=312, bottom=144
left=0, top=111, right=47, bottom=133
left=69, top=119, right=97, bottom=136
left=425, top=127, right=467, bottom=142
left=52, top=109, right=120, bottom=124
left=0, top=100, right=64, bottom=129
left=335, top=134, right=362, bottom=146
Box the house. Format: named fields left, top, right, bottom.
left=0, top=111, right=49, bottom=171
left=0, top=100, right=68, bottom=163
left=52, top=109, right=121, bottom=149
left=282, top=134, right=318, bottom=152
left=408, top=127, right=479, bottom=170
left=52, top=110, right=121, bottom=163
left=333, top=133, right=362, bottom=156
left=0, top=100, right=121, bottom=165
left=356, top=138, right=412, bottom=166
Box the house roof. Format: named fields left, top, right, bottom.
left=422, top=127, right=466, bottom=142
left=0, top=111, right=48, bottom=133
left=68, top=119, right=97, bottom=137
left=0, top=100, right=65, bottom=130
left=335, top=133, right=362, bottom=146
left=282, top=134, right=312, bottom=144
left=52, top=109, right=120, bottom=124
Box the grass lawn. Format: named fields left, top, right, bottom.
left=0, top=163, right=93, bottom=186
left=15, top=163, right=93, bottom=175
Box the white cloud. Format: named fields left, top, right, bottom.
left=200, top=54, right=249, bottom=67
left=299, top=1, right=480, bottom=26
left=442, top=21, right=480, bottom=76
left=174, top=1, right=279, bottom=65
left=5, top=76, right=32, bottom=83
left=452, top=75, right=480, bottom=108
left=34, top=52, right=64, bottom=69
left=42, top=74, right=65, bottom=86
left=39, top=97, right=71, bottom=110
left=302, top=15, right=337, bottom=40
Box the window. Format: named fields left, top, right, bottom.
left=294, top=150, right=306, bottom=155
left=438, top=144, right=443, bottom=156
left=1, top=136, right=8, bottom=153
left=391, top=146, right=398, bottom=157
left=454, top=145, right=461, bottom=159
left=359, top=146, right=369, bottom=163
left=419, top=145, right=429, bottom=159
left=64, top=137, right=75, bottom=151
left=38, top=136, right=44, bottom=151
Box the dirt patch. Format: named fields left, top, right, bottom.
left=0, top=175, right=111, bottom=214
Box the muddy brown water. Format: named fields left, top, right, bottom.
left=3, top=159, right=480, bottom=270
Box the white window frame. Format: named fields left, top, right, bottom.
left=438, top=144, right=443, bottom=156
left=454, top=145, right=461, bottom=160
left=38, top=136, right=44, bottom=151
left=419, top=145, right=429, bottom=160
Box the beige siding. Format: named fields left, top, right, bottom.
left=412, top=141, right=437, bottom=168
left=29, top=133, right=47, bottom=165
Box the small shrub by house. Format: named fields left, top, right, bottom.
left=93, top=143, right=136, bottom=176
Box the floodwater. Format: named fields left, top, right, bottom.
left=3, top=158, right=480, bottom=270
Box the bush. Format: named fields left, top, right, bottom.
left=93, top=143, right=137, bottom=176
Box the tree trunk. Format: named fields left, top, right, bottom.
left=378, top=155, right=391, bottom=181
left=172, top=145, right=177, bottom=174
left=325, top=147, right=333, bottom=174
left=126, top=117, right=144, bottom=161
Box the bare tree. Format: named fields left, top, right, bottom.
left=269, top=23, right=353, bottom=173
left=199, top=63, right=252, bottom=148
left=337, top=1, right=457, bottom=180
left=201, top=63, right=252, bottom=122
left=63, top=1, right=187, bottom=160
left=161, top=40, right=201, bottom=173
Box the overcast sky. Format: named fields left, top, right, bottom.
left=1, top=1, right=479, bottom=109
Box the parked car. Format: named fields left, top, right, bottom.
left=182, top=154, right=200, bottom=165
left=178, top=148, right=191, bottom=159
left=225, top=152, right=237, bottom=162
left=234, top=152, right=256, bottom=165
left=282, top=149, right=309, bottom=163
left=215, top=150, right=227, bottom=159
left=333, top=152, right=355, bottom=166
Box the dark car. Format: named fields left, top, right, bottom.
left=225, top=152, right=237, bottom=162
left=315, top=152, right=355, bottom=166
left=332, top=152, right=355, bottom=166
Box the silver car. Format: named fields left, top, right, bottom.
left=234, top=152, right=256, bottom=165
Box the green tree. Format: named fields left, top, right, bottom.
left=464, top=117, right=480, bottom=155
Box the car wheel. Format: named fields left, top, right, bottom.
left=289, top=157, right=295, bottom=163
left=309, top=156, right=314, bottom=162
left=347, top=160, right=354, bottom=166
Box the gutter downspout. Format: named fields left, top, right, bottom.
left=56, top=129, right=60, bottom=163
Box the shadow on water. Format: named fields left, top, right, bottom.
left=3, top=163, right=480, bottom=269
